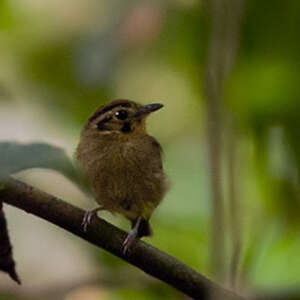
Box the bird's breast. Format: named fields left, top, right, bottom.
left=77, top=134, right=166, bottom=217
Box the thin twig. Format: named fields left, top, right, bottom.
left=204, top=0, right=229, bottom=280
left=204, top=0, right=244, bottom=281
left=227, top=120, right=241, bottom=288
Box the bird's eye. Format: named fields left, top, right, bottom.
left=115, top=110, right=128, bottom=120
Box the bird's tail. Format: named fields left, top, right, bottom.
left=132, top=218, right=152, bottom=238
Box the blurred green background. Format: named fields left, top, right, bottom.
left=1, top=0, right=300, bottom=299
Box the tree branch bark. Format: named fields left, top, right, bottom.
left=0, top=178, right=246, bottom=300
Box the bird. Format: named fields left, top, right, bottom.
left=75, top=99, right=168, bottom=253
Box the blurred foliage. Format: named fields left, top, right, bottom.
left=112, top=284, right=180, bottom=300
left=1, top=0, right=300, bottom=299
left=0, top=142, right=77, bottom=182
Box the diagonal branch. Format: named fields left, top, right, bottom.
left=0, top=178, right=246, bottom=300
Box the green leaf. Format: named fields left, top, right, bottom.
left=0, top=142, right=85, bottom=191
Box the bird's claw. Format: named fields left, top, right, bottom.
left=122, top=231, right=137, bottom=255
left=81, top=210, right=94, bottom=232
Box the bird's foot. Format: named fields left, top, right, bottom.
left=82, top=207, right=103, bottom=232
left=82, top=210, right=94, bottom=232
left=122, top=230, right=138, bottom=255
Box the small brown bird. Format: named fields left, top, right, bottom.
left=76, top=99, right=168, bottom=253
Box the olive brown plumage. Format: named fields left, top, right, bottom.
left=76, top=99, right=168, bottom=253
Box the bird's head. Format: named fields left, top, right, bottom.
left=84, top=99, right=163, bottom=135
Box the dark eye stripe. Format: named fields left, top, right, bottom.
left=96, top=116, right=112, bottom=130
left=89, top=102, right=131, bottom=123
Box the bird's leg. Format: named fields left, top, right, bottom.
left=82, top=206, right=103, bottom=232
left=122, top=216, right=142, bottom=254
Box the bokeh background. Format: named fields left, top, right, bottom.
left=1, top=0, right=300, bottom=299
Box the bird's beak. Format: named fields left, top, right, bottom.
left=135, top=103, right=164, bottom=117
